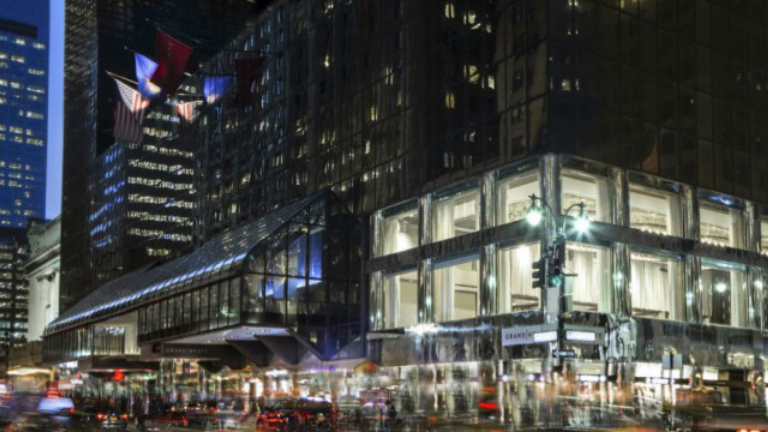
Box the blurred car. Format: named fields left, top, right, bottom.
left=261, top=398, right=336, bottom=431
left=148, top=411, right=189, bottom=428
left=96, top=412, right=129, bottom=431
left=7, top=412, right=84, bottom=432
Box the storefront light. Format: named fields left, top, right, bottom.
left=755, top=280, right=764, bottom=290
left=566, top=330, right=596, bottom=343
left=577, top=374, right=606, bottom=383
left=533, top=331, right=557, bottom=343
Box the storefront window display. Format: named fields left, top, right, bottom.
left=565, top=242, right=611, bottom=313
left=701, top=259, right=748, bottom=328
left=382, top=269, right=418, bottom=328
left=432, top=183, right=481, bottom=242
left=432, top=253, right=481, bottom=322
left=562, top=170, right=611, bottom=223
left=498, top=242, right=540, bottom=313
left=628, top=179, right=683, bottom=236
left=497, top=169, right=539, bottom=225
left=378, top=202, right=419, bottom=256
left=630, top=251, right=684, bottom=320
left=699, top=194, right=743, bottom=249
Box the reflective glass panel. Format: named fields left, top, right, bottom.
left=382, top=269, right=418, bottom=329
left=432, top=253, right=480, bottom=322
left=562, top=171, right=612, bottom=223
left=701, top=260, right=747, bottom=328
left=629, top=183, right=683, bottom=236
left=432, top=188, right=481, bottom=242
left=565, top=243, right=611, bottom=312
left=497, top=172, right=539, bottom=225
left=630, top=252, right=684, bottom=320
left=379, top=204, right=419, bottom=256
left=700, top=200, right=743, bottom=248
left=498, top=242, right=540, bottom=313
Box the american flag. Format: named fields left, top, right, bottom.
left=113, top=76, right=150, bottom=114
left=114, top=101, right=144, bottom=144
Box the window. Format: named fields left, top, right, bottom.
left=629, top=182, right=683, bottom=236
left=565, top=243, right=611, bottom=312
left=630, top=252, right=684, bottom=320
left=378, top=202, right=418, bottom=256
left=562, top=170, right=611, bottom=223
left=701, top=259, right=747, bottom=328
left=699, top=195, right=743, bottom=248
left=497, top=170, right=539, bottom=225
left=760, top=214, right=768, bottom=255
left=432, top=185, right=480, bottom=242
left=382, top=269, right=418, bottom=328
left=498, top=243, right=540, bottom=313
left=432, top=253, right=480, bottom=322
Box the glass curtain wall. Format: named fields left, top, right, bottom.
left=562, top=170, right=611, bottom=223
left=497, top=171, right=539, bottom=225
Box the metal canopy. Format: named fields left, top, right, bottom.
left=45, top=191, right=326, bottom=336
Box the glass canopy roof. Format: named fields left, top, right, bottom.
left=45, top=192, right=327, bottom=335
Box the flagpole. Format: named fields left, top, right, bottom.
left=106, top=70, right=139, bottom=87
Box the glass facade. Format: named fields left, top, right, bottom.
left=370, top=154, right=768, bottom=332
left=0, top=0, right=48, bottom=228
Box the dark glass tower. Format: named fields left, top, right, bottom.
left=0, top=0, right=49, bottom=227
left=61, top=0, right=263, bottom=311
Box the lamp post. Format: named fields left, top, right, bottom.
left=525, top=194, right=591, bottom=363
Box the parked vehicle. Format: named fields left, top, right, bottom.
left=260, top=398, right=337, bottom=431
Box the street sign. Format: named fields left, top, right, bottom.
left=552, top=349, right=576, bottom=359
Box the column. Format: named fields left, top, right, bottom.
left=370, top=271, right=384, bottom=331
left=418, top=259, right=433, bottom=324
left=611, top=168, right=631, bottom=317
left=540, top=154, right=560, bottom=320
left=480, top=244, right=497, bottom=317
left=419, top=194, right=432, bottom=246
left=682, top=186, right=702, bottom=323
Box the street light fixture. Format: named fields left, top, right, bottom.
left=574, top=203, right=591, bottom=234
left=525, top=200, right=543, bottom=227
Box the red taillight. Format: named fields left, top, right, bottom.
left=96, top=414, right=106, bottom=421
left=120, top=414, right=129, bottom=420
left=68, top=408, right=75, bottom=414
left=479, top=402, right=499, bottom=410
left=182, top=417, right=188, bottom=424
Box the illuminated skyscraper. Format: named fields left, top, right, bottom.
left=0, top=0, right=48, bottom=227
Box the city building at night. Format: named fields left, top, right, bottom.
left=47, top=0, right=768, bottom=427
left=60, top=0, right=264, bottom=312
left=0, top=0, right=48, bottom=228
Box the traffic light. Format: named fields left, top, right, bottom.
left=532, top=257, right=546, bottom=289
left=548, top=257, right=563, bottom=288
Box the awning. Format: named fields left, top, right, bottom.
left=45, top=191, right=327, bottom=336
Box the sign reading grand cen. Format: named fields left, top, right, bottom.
left=501, top=325, right=555, bottom=347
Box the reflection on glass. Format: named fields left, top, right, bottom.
left=432, top=189, right=480, bottom=242
left=498, top=243, right=540, bottom=313
left=761, top=220, right=768, bottom=255
left=382, top=270, right=418, bottom=328
left=380, top=206, right=418, bottom=256
left=629, top=184, right=682, bottom=236
left=700, top=201, right=743, bottom=248
left=562, top=171, right=611, bottom=223
left=701, top=260, right=747, bottom=328
left=432, top=254, right=480, bottom=322
left=497, top=172, right=539, bottom=225
left=630, top=252, right=683, bottom=320
left=565, top=243, right=611, bottom=313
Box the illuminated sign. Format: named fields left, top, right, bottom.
left=501, top=325, right=556, bottom=347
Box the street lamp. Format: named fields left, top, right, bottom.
left=525, top=194, right=590, bottom=365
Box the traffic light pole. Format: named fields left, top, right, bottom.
left=527, top=195, right=588, bottom=366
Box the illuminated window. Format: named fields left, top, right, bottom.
left=432, top=253, right=480, bottom=321
left=432, top=183, right=480, bottom=242
left=444, top=2, right=455, bottom=18
left=32, top=42, right=45, bottom=50
left=630, top=251, right=684, bottom=320
left=565, top=242, right=611, bottom=313
left=629, top=180, right=683, bottom=236
left=701, top=259, right=748, bottom=328
left=378, top=202, right=418, bottom=256
left=445, top=91, right=455, bottom=109
left=10, top=55, right=24, bottom=64
left=699, top=194, right=743, bottom=249
left=0, top=53, right=6, bottom=60
left=498, top=242, right=540, bottom=313
left=26, top=112, right=44, bottom=120
left=14, top=39, right=24, bottom=46
left=27, top=68, right=44, bottom=76
left=465, top=64, right=479, bottom=84
left=497, top=168, right=539, bottom=225
left=562, top=169, right=612, bottom=223
left=382, top=269, right=418, bottom=328
left=27, top=86, right=44, bottom=94
left=10, top=82, right=20, bottom=89
left=0, top=80, right=6, bottom=87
